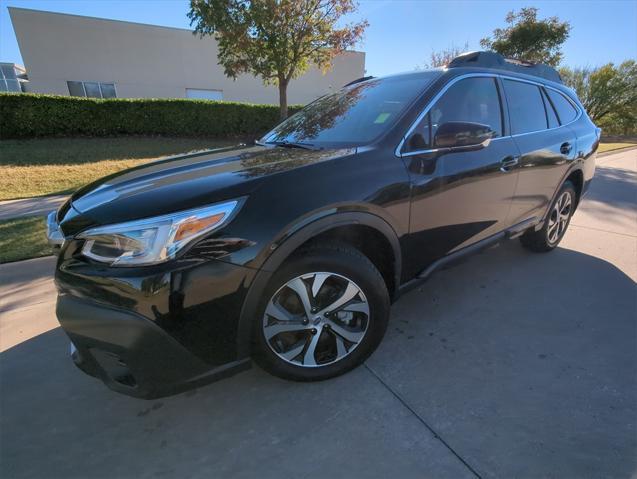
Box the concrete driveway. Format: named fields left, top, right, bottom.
left=1, top=149, right=635, bottom=478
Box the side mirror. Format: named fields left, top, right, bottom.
left=434, top=121, right=495, bottom=149
left=407, top=132, right=428, bottom=151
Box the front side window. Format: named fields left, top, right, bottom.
left=503, top=79, right=547, bottom=134
left=261, top=72, right=440, bottom=148
left=404, top=77, right=503, bottom=153
left=67, top=81, right=117, bottom=99
left=546, top=89, right=578, bottom=124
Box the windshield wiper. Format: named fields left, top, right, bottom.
left=264, top=140, right=321, bottom=151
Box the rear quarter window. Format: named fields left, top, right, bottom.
left=546, top=89, right=579, bottom=124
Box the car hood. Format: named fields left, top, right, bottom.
left=59, top=144, right=353, bottom=235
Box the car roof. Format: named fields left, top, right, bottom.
left=365, top=65, right=575, bottom=101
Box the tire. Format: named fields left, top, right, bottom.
left=253, top=242, right=390, bottom=381
left=520, top=180, right=577, bottom=253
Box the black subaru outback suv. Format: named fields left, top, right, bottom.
left=48, top=51, right=599, bottom=398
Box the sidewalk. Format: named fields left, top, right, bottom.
left=0, top=256, right=57, bottom=351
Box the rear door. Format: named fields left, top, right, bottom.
left=502, top=78, right=578, bottom=225
left=400, top=75, right=520, bottom=276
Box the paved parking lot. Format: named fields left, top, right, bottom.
left=1, top=149, right=636, bottom=478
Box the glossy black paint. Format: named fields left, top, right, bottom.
left=54, top=65, right=598, bottom=398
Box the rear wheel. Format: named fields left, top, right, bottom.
left=253, top=243, right=390, bottom=381
left=520, top=181, right=576, bottom=252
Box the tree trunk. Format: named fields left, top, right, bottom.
left=278, top=78, right=288, bottom=120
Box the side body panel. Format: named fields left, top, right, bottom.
left=401, top=137, right=519, bottom=279
left=507, top=125, right=577, bottom=224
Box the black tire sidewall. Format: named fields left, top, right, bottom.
left=252, top=245, right=390, bottom=381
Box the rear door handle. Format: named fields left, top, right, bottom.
left=500, top=155, right=519, bottom=172
left=560, top=142, right=573, bottom=155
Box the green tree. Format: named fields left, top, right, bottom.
left=480, top=7, right=570, bottom=66
left=560, top=61, right=637, bottom=135
left=188, top=0, right=368, bottom=119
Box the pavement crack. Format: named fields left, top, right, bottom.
left=364, top=363, right=483, bottom=479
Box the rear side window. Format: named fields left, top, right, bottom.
left=546, top=89, right=579, bottom=124
left=403, top=77, right=502, bottom=152
left=503, top=79, right=547, bottom=134
left=541, top=89, right=560, bottom=129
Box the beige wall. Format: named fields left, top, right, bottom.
left=9, top=7, right=365, bottom=104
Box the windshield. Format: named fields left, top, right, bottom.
left=261, top=72, right=440, bottom=148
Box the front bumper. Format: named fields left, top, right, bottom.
left=54, top=234, right=258, bottom=398
left=58, top=295, right=250, bottom=398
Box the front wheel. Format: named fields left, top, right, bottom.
left=253, top=243, right=390, bottom=381
left=520, top=180, right=576, bottom=252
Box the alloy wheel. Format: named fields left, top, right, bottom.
left=262, top=272, right=370, bottom=368
left=547, top=191, right=572, bottom=244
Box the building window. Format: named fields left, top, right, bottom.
left=0, top=64, right=21, bottom=93
left=67, top=81, right=117, bottom=99
left=186, top=88, right=223, bottom=101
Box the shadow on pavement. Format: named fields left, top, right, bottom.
left=585, top=165, right=636, bottom=211
left=369, top=241, right=637, bottom=478
left=1, top=243, right=635, bottom=478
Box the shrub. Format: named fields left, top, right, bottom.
left=0, top=93, right=302, bottom=139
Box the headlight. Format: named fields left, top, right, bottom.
left=77, top=200, right=241, bottom=266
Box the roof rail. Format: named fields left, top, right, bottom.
left=447, top=51, right=562, bottom=84
left=343, top=75, right=375, bottom=87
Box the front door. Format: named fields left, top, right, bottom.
left=399, top=76, right=519, bottom=278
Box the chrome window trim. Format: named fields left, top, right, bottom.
left=400, top=136, right=506, bottom=158
left=395, top=72, right=583, bottom=158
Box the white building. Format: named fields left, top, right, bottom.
left=8, top=7, right=366, bottom=104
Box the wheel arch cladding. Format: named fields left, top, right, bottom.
left=565, top=168, right=584, bottom=207
left=235, top=212, right=402, bottom=358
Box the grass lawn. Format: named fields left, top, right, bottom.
left=0, top=136, right=236, bottom=201
left=598, top=142, right=637, bottom=153
left=0, top=216, right=50, bottom=263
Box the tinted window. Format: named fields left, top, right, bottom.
left=546, top=89, right=578, bottom=124
left=542, top=89, right=559, bottom=129
left=405, top=111, right=432, bottom=152
left=1, top=65, right=16, bottom=79
left=262, top=72, right=440, bottom=148
left=83, top=82, right=101, bottom=98
left=100, top=83, right=117, bottom=99
left=6, top=80, right=20, bottom=92
left=404, top=77, right=502, bottom=152
left=503, top=80, right=547, bottom=134
left=67, top=81, right=85, bottom=97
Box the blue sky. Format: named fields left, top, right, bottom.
left=1, top=0, right=636, bottom=76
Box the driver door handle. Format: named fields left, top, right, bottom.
left=500, top=155, right=519, bottom=172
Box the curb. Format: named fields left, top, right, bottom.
left=598, top=145, right=637, bottom=157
